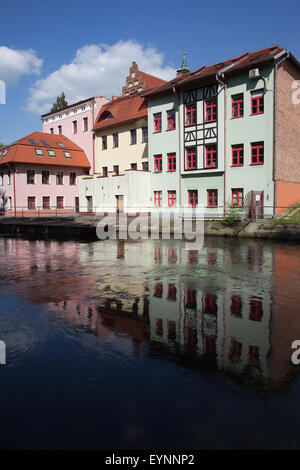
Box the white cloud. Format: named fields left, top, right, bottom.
left=0, top=46, right=42, bottom=87
left=26, top=40, right=176, bottom=114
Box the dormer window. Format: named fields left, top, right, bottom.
left=35, top=148, right=44, bottom=156
left=64, top=151, right=71, bottom=158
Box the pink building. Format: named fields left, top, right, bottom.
left=0, top=132, right=90, bottom=216
left=41, top=96, right=109, bottom=174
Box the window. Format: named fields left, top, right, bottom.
left=102, top=166, right=108, bottom=177
left=28, top=197, right=36, bottom=210
left=28, top=139, right=38, bottom=145
left=7, top=171, right=11, bottom=185
left=232, top=94, right=244, bottom=118
left=249, top=299, right=263, bottom=321
left=142, top=161, right=149, bottom=171
left=232, top=145, right=244, bottom=166
left=50, top=128, right=54, bottom=134
left=102, top=136, right=107, bottom=150
left=2, top=149, right=8, bottom=157
left=251, top=90, right=264, bottom=115
left=168, top=190, right=176, bottom=207
left=153, top=283, right=163, bottom=298
left=57, top=196, right=64, bottom=208
left=154, top=191, right=162, bottom=207
left=142, top=126, right=148, bottom=143
left=185, top=288, right=197, bottom=309
left=251, top=142, right=264, bottom=165
left=230, top=295, right=242, bottom=317
left=35, top=148, right=44, bottom=156
left=232, top=188, right=243, bottom=207
left=56, top=171, right=63, bottom=185
left=57, top=142, right=66, bottom=148
left=42, top=170, right=50, bottom=185
left=27, top=170, right=35, bottom=184
left=113, top=165, right=119, bottom=175
left=43, top=196, right=50, bottom=209
left=0, top=172, right=3, bottom=185
left=205, top=145, right=217, bottom=168
left=167, top=153, right=176, bottom=172
left=58, top=125, right=62, bottom=135
left=205, top=99, right=217, bottom=122
left=229, top=339, right=242, bottom=362
left=64, top=151, right=71, bottom=159
left=154, top=155, right=162, bottom=173
left=188, top=190, right=198, bottom=207
left=41, top=140, right=50, bottom=147
left=203, top=294, right=218, bottom=315
left=167, top=285, right=177, bottom=302
left=72, top=120, right=77, bottom=134
left=153, top=113, right=162, bottom=133
left=248, top=345, right=260, bottom=366
left=185, top=103, right=196, bottom=126
left=69, top=172, right=76, bottom=185
left=166, top=110, right=176, bottom=130
left=130, top=129, right=137, bottom=145
left=47, top=150, right=56, bottom=157
left=8, top=197, right=12, bottom=210
left=113, top=132, right=119, bottom=148
left=186, top=147, right=197, bottom=170
left=207, top=189, right=218, bottom=207
left=83, top=117, right=88, bottom=132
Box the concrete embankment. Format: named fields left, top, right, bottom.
left=0, top=217, right=300, bottom=242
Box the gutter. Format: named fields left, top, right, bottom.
left=273, top=50, right=290, bottom=217
left=216, top=69, right=229, bottom=218
left=172, top=86, right=182, bottom=216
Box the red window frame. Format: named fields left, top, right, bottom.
left=205, top=98, right=217, bottom=122
left=232, top=145, right=244, bottom=166
left=229, top=339, right=242, bottom=362
left=167, top=321, right=176, bottom=339
left=167, top=153, right=176, bottom=172
left=154, top=191, right=162, bottom=207
left=28, top=197, right=36, bottom=210
left=153, top=113, right=162, bottom=133
left=251, top=142, right=264, bottom=165
left=205, top=145, right=217, bottom=168
left=188, top=189, right=198, bottom=207
left=248, top=345, right=260, bottom=366
left=203, top=293, right=218, bottom=315
left=186, top=147, right=197, bottom=170
left=249, top=299, right=263, bottom=321
left=43, top=196, right=50, bottom=209
left=155, top=318, right=163, bottom=335
left=207, top=189, right=218, bottom=207
left=185, top=288, right=197, bottom=309
left=232, top=188, right=243, bottom=207
left=154, top=154, right=162, bottom=173
left=185, top=103, right=196, bottom=126
left=167, top=284, right=177, bottom=301
left=251, top=91, right=264, bottom=115
left=154, top=283, right=163, bottom=298
left=168, top=190, right=176, bottom=207
left=231, top=94, right=244, bottom=118
left=56, top=196, right=64, bottom=209
left=230, top=295, right=242, bottom=317
left=204, top=336, right=216, bottom=355
left=166, top=110, right=176, bottom=130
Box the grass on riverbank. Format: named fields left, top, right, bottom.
left=273, top=203, right=300, bottom=224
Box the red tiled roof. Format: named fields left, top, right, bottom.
left=0, top=132, right=90, bottom=168
left=143, top=46, right=287, bottom=97
left=93, top=94, right=147, bottom=131
left=139, top=71, right=166, bottom=89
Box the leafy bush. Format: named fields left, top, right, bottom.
left=223, top=203, right=243, bottom=227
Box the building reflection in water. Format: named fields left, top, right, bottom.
left=1, top=237, right=300, bottom=395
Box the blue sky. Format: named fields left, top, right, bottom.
left=0, top=0, right=299, bottom=144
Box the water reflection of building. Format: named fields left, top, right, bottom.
left=1, top=237, right=300, bottom=393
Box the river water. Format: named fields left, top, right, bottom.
left=0, top=236, right=300, bottom=449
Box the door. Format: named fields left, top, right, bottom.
left=116, top=195, right=124, bottom=214
left=86, top=196, right=93, bottom=212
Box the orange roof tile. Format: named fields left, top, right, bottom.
left=93, top=94, right=147, bottom=131
left=0, top=132, right=90, bottom=168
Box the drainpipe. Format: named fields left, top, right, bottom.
left=216, top=73, right=227, bottom=218
left=273, top=50, right=289, bottom=217
left=173, top=86, right=182, bottom=217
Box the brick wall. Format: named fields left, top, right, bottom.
left=276, top=60, right=300, bottom=212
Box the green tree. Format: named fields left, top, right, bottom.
left=51, top=92, right=68, bottom=113
left=0, top=143, right=5, bottom=148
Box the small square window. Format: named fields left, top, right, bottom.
left=64, top=151, right=71, bottom=158
left=35, top=148, right=44, bottom=156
